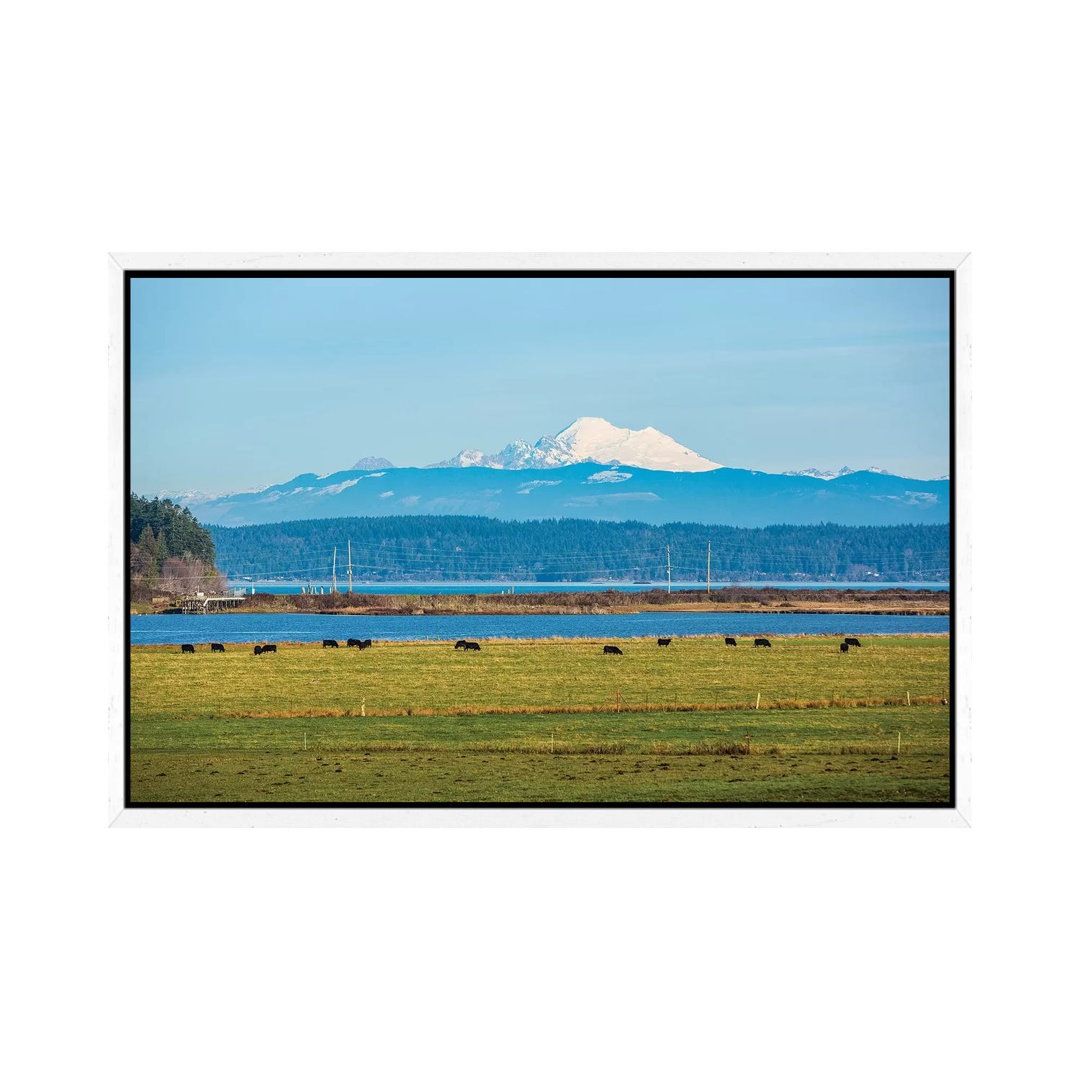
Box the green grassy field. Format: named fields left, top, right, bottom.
left=130, top=635, right=950, bottom=804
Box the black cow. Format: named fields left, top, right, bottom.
left=454, top=640, right=468, bottom=650
left=181, top=643, right=195, bottom=654
left=262, top=643, right=276, bottom=653
left=322, top=639, right=339, bottom=648
left=753, top=638, right=771, bottom=648
left=211, top=642, right=225, bottom=653
left=844, top=637, right=862, bottom=647
left=724, top=637, right=737, bottom=647
left=840, top=642, right=849, bottom=653
left=358, top=639, right=373, bottom=650
left=657, top=638, right=672, bottom=647
left=253, top=645, right=263, bottom=656
left=346, top=638, right=362, bottom=648
left=464, top=641, right=481, bottom=651
left=603, top=645, right=623, bottom=655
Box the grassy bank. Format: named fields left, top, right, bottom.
left=130, top=634, right=950, bottom=804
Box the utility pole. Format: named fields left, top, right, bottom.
left=332, top=547, right=337, bottom=593
left=347, top=539, right=353, bottom=593
left=707, top=541, right=711, bottom=593
left=667, top=546, right=671, bottom=594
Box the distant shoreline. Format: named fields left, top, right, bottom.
left=132, top=587, right=950, bottom=618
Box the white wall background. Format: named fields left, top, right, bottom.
left=3, top=2, right=1075, bottom=1078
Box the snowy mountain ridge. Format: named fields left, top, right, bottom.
left=428, top=417, right=723, bottom=472
left=783, top=465, right=899, bottom=481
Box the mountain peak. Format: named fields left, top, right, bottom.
left=783, top=465, right=900, bottom=481
left=557, top=416, right=615, bottom=436
left=352, top=455, right=395, bottom=471
left=429, top=417, right=722, bottom=472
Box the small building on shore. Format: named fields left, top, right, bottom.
left=176, top=593, right=246, bottom=614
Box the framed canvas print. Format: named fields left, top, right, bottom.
left=109, top=253, right=970, bottom=826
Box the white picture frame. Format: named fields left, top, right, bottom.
left=109, top=252, right=970, bottom=827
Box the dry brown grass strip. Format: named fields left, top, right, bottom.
left=221, top=694, right=944, bottom=721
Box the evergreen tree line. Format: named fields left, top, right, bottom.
left=129, top=493, right=224, bottom=599
left=208, top=515, right=950, bottom=583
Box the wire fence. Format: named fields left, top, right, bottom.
left=132, top=689, right=950, bottom=756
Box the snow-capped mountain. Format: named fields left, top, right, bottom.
left=165, top=418, right=949, bottom=529
left=782, top=468, right=843, bottom=481
left=434, top=448, right=489, bottom=469
left=428, top=417, right=722, bottom=472
left=157, top=487, right=253, bottom=506
left=783, top=465, right=897, bottom=481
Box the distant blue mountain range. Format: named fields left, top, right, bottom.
left=187, top=462, right=949, bottom=528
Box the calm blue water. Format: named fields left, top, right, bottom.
left=131, top=611, right=949, bottom=646
left=225, top=580, right=949, bottom=595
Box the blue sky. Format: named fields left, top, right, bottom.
left=130, top=275, right=950, bottom=493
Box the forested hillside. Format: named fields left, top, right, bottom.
left=129, top=494, right=224, bottom=599
left=208, top=516, right=950, bottom=584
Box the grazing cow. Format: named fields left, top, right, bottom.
left=844, top=637, right=862, bottom=647
left=724, top=637, right=737, bottom=647
left=454, top=640, right=468, bottom=650
left=253, top=645, right=263, bottom=656
left=753, top=638, right=771, bottom=648
left=840, top=642, right=849, bottom=653
left=346, top=638, right=362, bottom=648
left=358, top=639, right=373, bottom=650
left=322, top=639, right=339, bottom=648
left=181, top=643, right=195, bottom=654
left=464, top=641, right=481, bottom=651
left=211, top=642, right=225, bottom=653
left=603, top=645, right=623, bottom=655
left=657, top=638, right=672, bottom=647
left=262, top=643, right=277, bottom=653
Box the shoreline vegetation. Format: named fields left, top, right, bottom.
left=131, top=586, right=949, bottom=617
